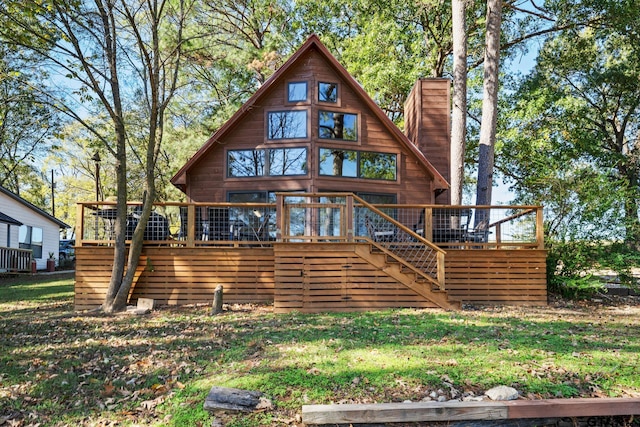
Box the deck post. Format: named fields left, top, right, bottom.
left=345, top=195, right=353, bottom=242
left=536, top=206, right=544, bottom=249
left=424, top=207, right=433, bottom=241
left=437, top=251, right=445, bottom=289
left=276, top=194, right=284, bottom=241
left=76, top=203, right=84, bottom=246
left=187, top=204, right=195, bottom=247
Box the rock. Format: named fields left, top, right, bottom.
left=437, top=395, right=448, bottom=402
left=204, top=386, right=269, bottom=413
left=137, top=298, right=155, bottom=310
left=485, top=385, right=519, bottom=401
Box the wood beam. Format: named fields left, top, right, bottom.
left=302, top=398, right=640, bottom=425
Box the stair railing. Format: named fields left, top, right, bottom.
left=350, top=194, right=446, bottom=290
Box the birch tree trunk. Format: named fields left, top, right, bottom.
left=450, top=0, right=468, bottom=205
left=475, top=0, right=503, bottom=211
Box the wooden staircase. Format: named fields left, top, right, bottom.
left=354, top=244, right=460, bottom=310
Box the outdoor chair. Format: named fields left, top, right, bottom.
left=413, top=208, right=471, bottom=243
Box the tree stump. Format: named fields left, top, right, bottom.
left=211, top=284, right=223, bottom=315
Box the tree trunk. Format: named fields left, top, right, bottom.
left=103, top=121, right=129, bottom=313
left=475, top=0, right=502, bottom=215
left=450, top=0, right=468, bottom=205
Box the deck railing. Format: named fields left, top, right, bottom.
left=0, top=247, right=32, bottom=273
left=275, top=193, right=446, bottom=287
left=75, top=197, right=543, bottom=251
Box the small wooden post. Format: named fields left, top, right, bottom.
left=211, top=284, right=223, bottom=315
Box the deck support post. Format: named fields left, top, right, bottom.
left=536, top=206, right=544, bottom=249
left=187, top=204, right=195, bottom=247
left=275, top=194, right=284, bottom=241
left=76, top=203, right=84, bottom=246
left=437, top=251, right=446, bottom=289
left=345, top=195, right=353, bottom=242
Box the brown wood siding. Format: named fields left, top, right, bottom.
left=274, top=243, right=438, bottom=313
left=74, top=246, right=275, bottom=310
left=74, top=245, right=547, bottom=311
left=184, top=48, right=438, bottom=205
left=445, top=249, right=547, bottom=305
left=404, top=79, right=450, bottom=204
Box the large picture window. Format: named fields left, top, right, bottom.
left=19, top=225, right=43, bottom=259
left=319, top=148, right=396, bottom=181
left=268, top=110, right=307, bottom=140
left=319, top=111, right=357, bottom=141
left=228, top=148, right=307, bottom=177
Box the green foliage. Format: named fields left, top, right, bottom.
left=547, top=239, right=640, bottom=299
left=502, top=4, right=640, bottom=263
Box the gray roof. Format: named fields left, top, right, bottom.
left=0, top=211, right=22, bottom=226
left=0, top=186, right=70, bottom=228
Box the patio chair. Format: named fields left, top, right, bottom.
left=413, top=208, right=471, bottom=243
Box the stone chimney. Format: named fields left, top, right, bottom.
left=404, top=78, right=451, bottom=204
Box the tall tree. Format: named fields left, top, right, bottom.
left=0, top=47, right=60, bottom=195
left=450, top=0, right=468, bottom=205
left=475, top=0, right=502, bottom=209
left=0, top=0, right=192, bottom=312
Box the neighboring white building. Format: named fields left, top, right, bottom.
left=0, top=186, right=70, bottom=269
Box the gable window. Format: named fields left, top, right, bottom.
left=319, top=111, right=357, bottom=141
left=19, top=225, right=43, bottom=259
left=287, top=82, right=307, bottom=102
left=268, top=110, right=307, bottom=140
left=228, top=148, right=308, bottom=177
left=318, top=82, right=338, bottom=103
left=319, top=148, right=396, bottom=181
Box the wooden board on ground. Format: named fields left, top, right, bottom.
left=301, top=398, right=640, bottom=425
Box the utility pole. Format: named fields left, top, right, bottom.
left=51, top=169, right=56, bottom=217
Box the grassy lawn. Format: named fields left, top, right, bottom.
left=1, top=274, right=639, bottom=426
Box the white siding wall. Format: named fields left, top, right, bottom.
left=0, top=193, right=62, bottom=269
left=0, top=223, right=20, bottom=248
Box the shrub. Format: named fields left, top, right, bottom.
left=546, top=239, right=639, bottom=299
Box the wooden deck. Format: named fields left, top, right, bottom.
left=73, top=194, right=547, bottom=311
left=74, top=244, right=546, bottom=311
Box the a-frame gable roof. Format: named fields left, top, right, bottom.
left=171, top=34, right=449, bottom=190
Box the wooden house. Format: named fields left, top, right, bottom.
left=74, top=35, right=547, bottom=312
